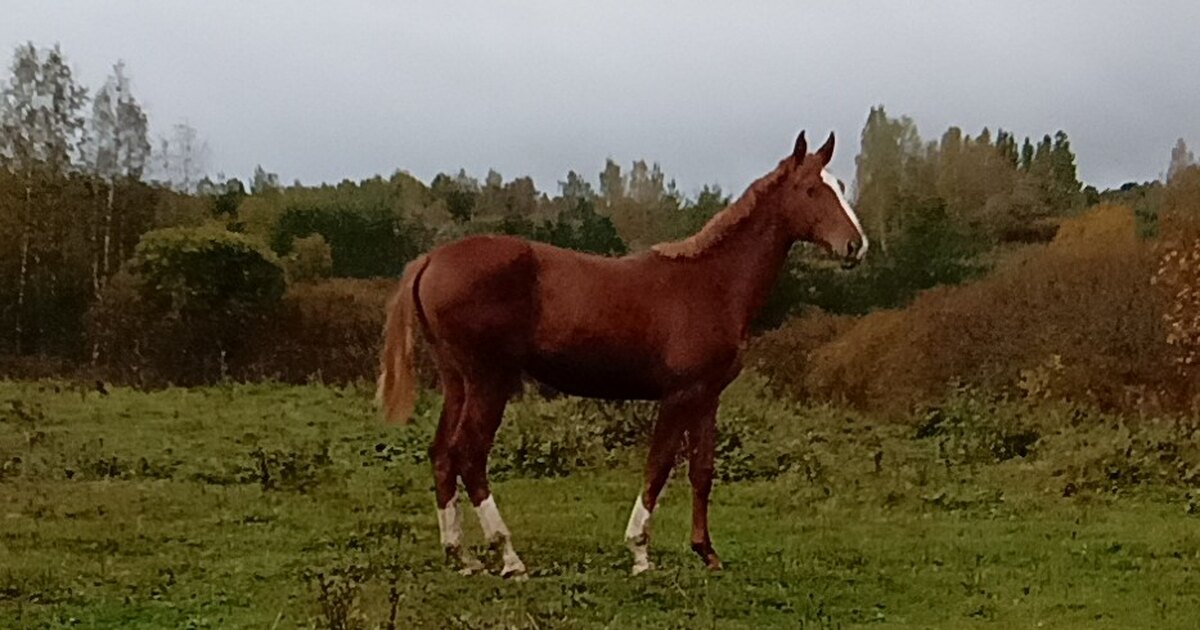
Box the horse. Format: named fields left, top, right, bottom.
left=377, top=130, right=867, bottom=578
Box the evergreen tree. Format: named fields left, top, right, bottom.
left=1019, top=137, right=1034, bottom=171
left=559, top=170, right=594, bottom=202
left=430, top=171, right=477, bottom=223
left=1047, top=130, right=1082, bottom=209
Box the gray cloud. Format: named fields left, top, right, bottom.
left=4, top=1, right=1198, bottom=195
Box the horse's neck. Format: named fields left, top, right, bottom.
left=698, top=204, right=794, bottom=335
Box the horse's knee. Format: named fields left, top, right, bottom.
left=688, top=463, right=715, bottom=488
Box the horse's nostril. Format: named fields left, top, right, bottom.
left=846, top=242, right=858, bottom=257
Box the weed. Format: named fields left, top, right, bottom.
left=243, top=442, right=333, bottom=492
left=303, top=561, right=369, bottom=630
left=916, top=386, right=1040, bottom=470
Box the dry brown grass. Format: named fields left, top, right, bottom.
left=754, top=204, right=1175, bottom=412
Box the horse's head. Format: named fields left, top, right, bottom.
left=777, top=131, right=868, bottom=269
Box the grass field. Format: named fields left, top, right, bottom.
left=2, top=378, right=1199, bottom=628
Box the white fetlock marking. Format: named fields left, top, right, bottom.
left=437, top=491, right=463, bottom=548
left=625, top=494, right=654, bottom=575
left=475, top=494, right=526, bottom=577
left=475, top=495, right=511, bottom=542
left=439, top=492, right=483, bottom=573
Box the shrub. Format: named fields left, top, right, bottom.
left=239, top=278, right=403, bottom=384
left=88, top=225, right=285, bottom=386
left=792, top=204, right=1172, bottom=411
left=748, top=309, right=857, bottom=396
left=131, top=225, right=285, bottom=313
left=1051, top=413, right=1200, bottom=496
left=285, top=234, right=334, bottom=283
left=914, top=386, right=1040, bottom=469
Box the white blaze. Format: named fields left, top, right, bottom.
left=821, top=169, right=868, bottom=256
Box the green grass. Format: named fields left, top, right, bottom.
left=1, top=379, right=1199, bottom=628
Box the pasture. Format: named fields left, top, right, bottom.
left=2, top=378, right=1199, bottom=628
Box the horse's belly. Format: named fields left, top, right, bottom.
left=525, top=349, right=663, bottom=400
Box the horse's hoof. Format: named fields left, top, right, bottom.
left=692, top=542, right=722, bottom=571
left=457, top=558, right=485, bottom=576
left=630, top=561, right=655, bottom=576
left=501, top=561, right=528, bottom=581
left=447, top=545, right=484, bottom=575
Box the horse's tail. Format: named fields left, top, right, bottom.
left=377, top=254, right=431, bottom=424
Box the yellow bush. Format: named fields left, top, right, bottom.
left=748, top=310, right=857, bottom=396
left=791, top=204, right=1171, bottom=412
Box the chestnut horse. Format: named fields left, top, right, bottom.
left=378, top=130, right=866, bottom=578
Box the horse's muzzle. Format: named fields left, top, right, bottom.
left=840, top=239, right=867, bottom=270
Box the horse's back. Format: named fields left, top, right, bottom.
left=418, top=235, right=539, bottom=363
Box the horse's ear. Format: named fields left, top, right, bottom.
left=793, top=130, right=807, bottom=162
left=816, top=132, right=835, bottom=166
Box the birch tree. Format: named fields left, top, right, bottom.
left=155, top=121, right=209, bottom=193
left=88, top=60, right=150, bottom=294
left=0, top=43, right=87, bottom=353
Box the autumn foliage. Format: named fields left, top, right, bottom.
left=752, top=203, right=1182, bottom=412
left=241, top=278, right=395, bottom=384
left=1154, top=166, right=1200, bottom=397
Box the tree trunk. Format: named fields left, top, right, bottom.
left=103, top=179, right=114, bottom=280
left=91, top=181, right=102, bottom=299
left=15, top=184, right=32, bottom=354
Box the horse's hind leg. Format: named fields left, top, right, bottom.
left=456, top=374, right=527, bottom=579
left=429, top=369, right=483, bottom=574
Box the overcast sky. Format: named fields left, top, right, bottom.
left=5, top=1, right=1199, bottom=196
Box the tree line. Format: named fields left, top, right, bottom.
left=0, top=42, right=1189, bottom=384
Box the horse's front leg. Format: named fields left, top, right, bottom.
left=625, top=390, right=711, bottom=575
left=688, top=404, right=721, bottom=570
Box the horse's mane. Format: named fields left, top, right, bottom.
left=651, top=159, right=790, bottom=259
